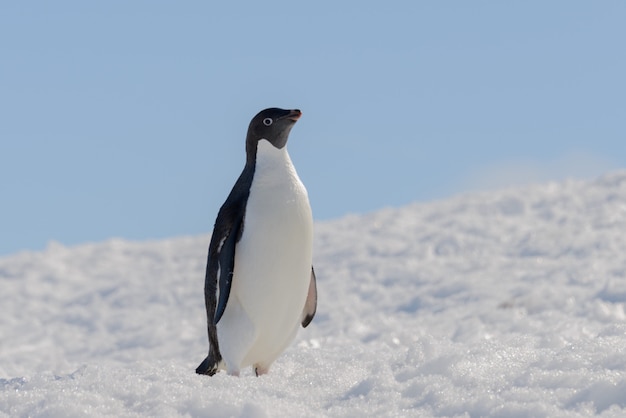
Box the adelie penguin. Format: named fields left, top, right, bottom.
left=196, top=108, right=317, bottom=377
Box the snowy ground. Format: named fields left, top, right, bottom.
left=2, top=172, right=626, bottom=417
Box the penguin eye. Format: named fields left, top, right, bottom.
left=262, top=118, right=273, bottom=126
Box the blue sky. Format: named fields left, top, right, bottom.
left=1, top=1, right=625, bottom=255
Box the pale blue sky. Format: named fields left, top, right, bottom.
left=1, top=1, right=625, bottom=255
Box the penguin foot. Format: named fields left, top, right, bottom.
left=254, top=365, right=270, bottom=377
left=195, top=356, right=219, bottom=376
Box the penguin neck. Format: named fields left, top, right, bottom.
left=253, top=139, right=296, bottom=183
left=245, top=135, right=289, bottom=165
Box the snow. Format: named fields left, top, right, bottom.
left=2, top=171, right=626, bottom=417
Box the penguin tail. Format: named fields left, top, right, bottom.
left=195, top=354, right=220, bottom=376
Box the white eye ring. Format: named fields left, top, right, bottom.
left=263, top=118, right=273, bottom=126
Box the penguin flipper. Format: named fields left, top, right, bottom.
left=301, top=266, right=318, bottom=328
left=214, top=219, right=241, bottom=324
left=204, top=166, right=251, bottom=329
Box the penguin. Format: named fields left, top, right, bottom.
left=196, top=107, right=317, bottom=377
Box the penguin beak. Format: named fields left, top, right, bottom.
left=286, top=109, right=302, bottom=121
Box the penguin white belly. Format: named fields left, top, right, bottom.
left=217, top=140, right=313, bottom=372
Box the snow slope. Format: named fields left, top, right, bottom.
left=2, top=172, right=626, bottom=417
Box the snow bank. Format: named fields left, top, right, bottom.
left=2, top=172, right=626, bottom=417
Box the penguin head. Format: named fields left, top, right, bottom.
left=246, top=108, right=301, bottom=152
